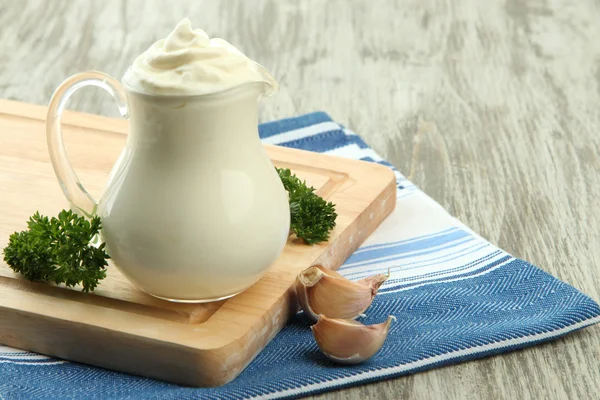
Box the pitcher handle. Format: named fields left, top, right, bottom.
left=46, top=71, right=128, bottom=217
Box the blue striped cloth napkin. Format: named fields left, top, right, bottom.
left=1, top=112, right=599, bottom=399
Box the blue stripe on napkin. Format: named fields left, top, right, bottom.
left=1, top=112, right=598, bottom=400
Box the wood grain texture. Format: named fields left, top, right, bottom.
left=1, top=0, right=599, bottom=398
left=0, top=99, right=396, bottom=386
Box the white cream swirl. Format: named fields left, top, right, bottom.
left=123, top=19, right=269, bottom=95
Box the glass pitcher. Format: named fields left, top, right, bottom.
left=46, top=71, right=290, bottom=302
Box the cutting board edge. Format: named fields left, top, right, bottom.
left=0, top=99, right=400, bottom=387
left=0, top=169, right=397, bottom=387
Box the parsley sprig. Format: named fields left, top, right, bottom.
left=277, top=167, right=337, bottom=244
left=3, top=210, right=109, bottom=292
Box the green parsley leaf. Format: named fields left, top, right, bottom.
left=277, top=167, right=337, bottom=244
left=3, top=210, right=110, bottom=292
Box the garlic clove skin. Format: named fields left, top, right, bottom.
left=295, top=265, right=389, bottom=321
left=311, top=315, right=395, bottom=364
left=357, top=267, right=390, bottom=294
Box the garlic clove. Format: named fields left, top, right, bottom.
left=295, top=265, right=389, bottom=321
left=356, top=267, right=390, bottom=294
left=311, top=314, right=395, bottom=364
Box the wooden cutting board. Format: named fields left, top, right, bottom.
left=0, top=99, right=396, bottom=387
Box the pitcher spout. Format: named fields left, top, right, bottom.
left=254, top=62, right=279, bottom=97
left=216, top=63, right=278, bottom=99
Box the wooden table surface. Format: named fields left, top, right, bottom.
left=2, top=0, right=599, bottom=398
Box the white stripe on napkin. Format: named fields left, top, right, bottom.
left=262, top=121, right=341, bottom=145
